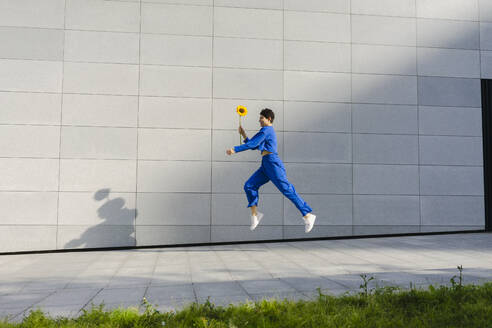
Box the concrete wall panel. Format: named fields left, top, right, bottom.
left=137, top=193, right=210, bottom=225
left=0, top=192, right=58, bottom=225
left=136, top=226, right=211, bottom=246
left=61, top=127, right=137, bottom=160
left=60, top=159, right=136, bottom=192
left=352, top=104, right=418, bottom=134
left=353, top=195, right=420, bottom=225
left=0, top=0, right=64, bottom=29
left=140, top=65, right=212, bottom=97
left=418, top=48, right=480, bottom=78
left=352, top=44, right=416, bottom=75
left=285, top=71, right=351, bottom=102
left=0, top=60, right=62, bottom=93
left=65, top=30, right=139, bottom=64
left=418, top=19, right=479, bottom=50
left=419, top=106, right=482, bottom=136
left=0, top=125, right=60, bottom=158
left=215, top=0, right=281, bottom=10
left=139, top=97, right=212, bottom=129
left=419, top=136, right=483, bottom=165
left=66, top=0, right=140, bottom=32
left=214, top=68, right=283, bottom=100
left=416, top=0, right=478, bottom=21
left=0, top=27, right=63, bottom=61
left=285, top=41, right=351, bottom=73
left=0, top=159, right=59, bottom=191
left=418, top=77, right=481, bottom=107
left=353, top=134, right=418, bottom=164
left=212, top=194, right=283, bottom=225
left=284, top=194, right=352, bottom=226
left=284, top=11, right=350, bottom=43
left=58, top=225, right=136, bottom=249
left=0, top=93, right=61, bottom=125
left=285, top=163, right=352, bottom=194
left=354, top=164, right=419, bottom=195
left=141, top=34, right=212, bottom=66
left=58, top=191, right=136, bottom=226
left=352, top=0, right=415, bottom=17
left=352, top=15, right=416, bottom=46
left=64, top=62, right=139, bottom=95
left=214, top=7, right=282, bottom=39
left=138, top=161, right=211, bottom=193
left=420, top=166, right=484, bottom=196
left=352, top=74, right=417, bottom=105
left=421, top=196, right=484, bottom=226
left=214, top=37, right=282, bottom=70
left=283, top=0, right=349, bottom=14
left=62, top=94, right=138, bottom=127
left=138, top=129, right=211, bottom=161
left=284, top=102, right=351, bottom=133
left=284, top=132, right=351, bottom=163
left=0, top=226, right=57, bottom=253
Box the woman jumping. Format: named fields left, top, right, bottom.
left=226, top=108, right=316, bottom=233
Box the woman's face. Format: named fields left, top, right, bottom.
left=259, top=115, right=270, bottom=127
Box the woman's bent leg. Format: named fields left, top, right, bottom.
left=265, top=159, right=312, bottom=216
left=244, top=167, right=270, bottom=208
left=275, top=179, right=312, bottom=216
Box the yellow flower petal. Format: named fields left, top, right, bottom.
left=236, top=105, right=248, bottom=116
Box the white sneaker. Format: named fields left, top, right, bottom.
left=304, top=213, right=316, bottom=233
left=250, top=211, right=264, bottom=231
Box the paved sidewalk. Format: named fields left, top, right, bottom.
left=1, top=232, right=491, bottom=322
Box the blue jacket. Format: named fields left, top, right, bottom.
left=233, top=126, right=278, bottom=154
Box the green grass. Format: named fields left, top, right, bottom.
left=1, top=267, right=492, bottom=328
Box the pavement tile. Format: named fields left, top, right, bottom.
left=35, top=288, right=100, bottom=307
left=193, top=281, right=248, bottom=298
left=0, top=282, right=27, bottom=295
left=150, top=275, right=193, bottom=286
left=239, top=279, right=297, bottom=294
left=106, top=276, right=152, bottom=288
left=279, top=276, right=348, bottom=292
left=21, top=279, right=71, bottom=291
left=145, top=284, right=195, bottom=302
left=152, top=298, right=195, bottom=313
left=0, top=292, right=52, bottom=309
left=91, top=287, right=146, bottom=304
left=321, top=274, right=373, bottom=290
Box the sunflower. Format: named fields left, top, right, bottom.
left=236, top=105, right=247, bottom=116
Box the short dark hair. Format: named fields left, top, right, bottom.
left=260, top=108, right=275, bottom=123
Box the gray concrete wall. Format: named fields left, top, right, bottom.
left=0, top=0, right=487, bottom=253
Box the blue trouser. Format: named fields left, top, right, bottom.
left=244, top=153, right=312, bottom=217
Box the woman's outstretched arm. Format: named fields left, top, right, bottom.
left=233, top=129, right=266, bottom=153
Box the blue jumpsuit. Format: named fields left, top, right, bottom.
left=234, top=126, right=313, bottom=217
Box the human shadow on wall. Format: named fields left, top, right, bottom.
left=64, top=188, right=137, bottom=249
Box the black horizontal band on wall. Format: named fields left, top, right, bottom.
left=482, top=79, right=492, bottom=232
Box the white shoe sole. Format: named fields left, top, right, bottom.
left=250, top=212, right=264, bottom=231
